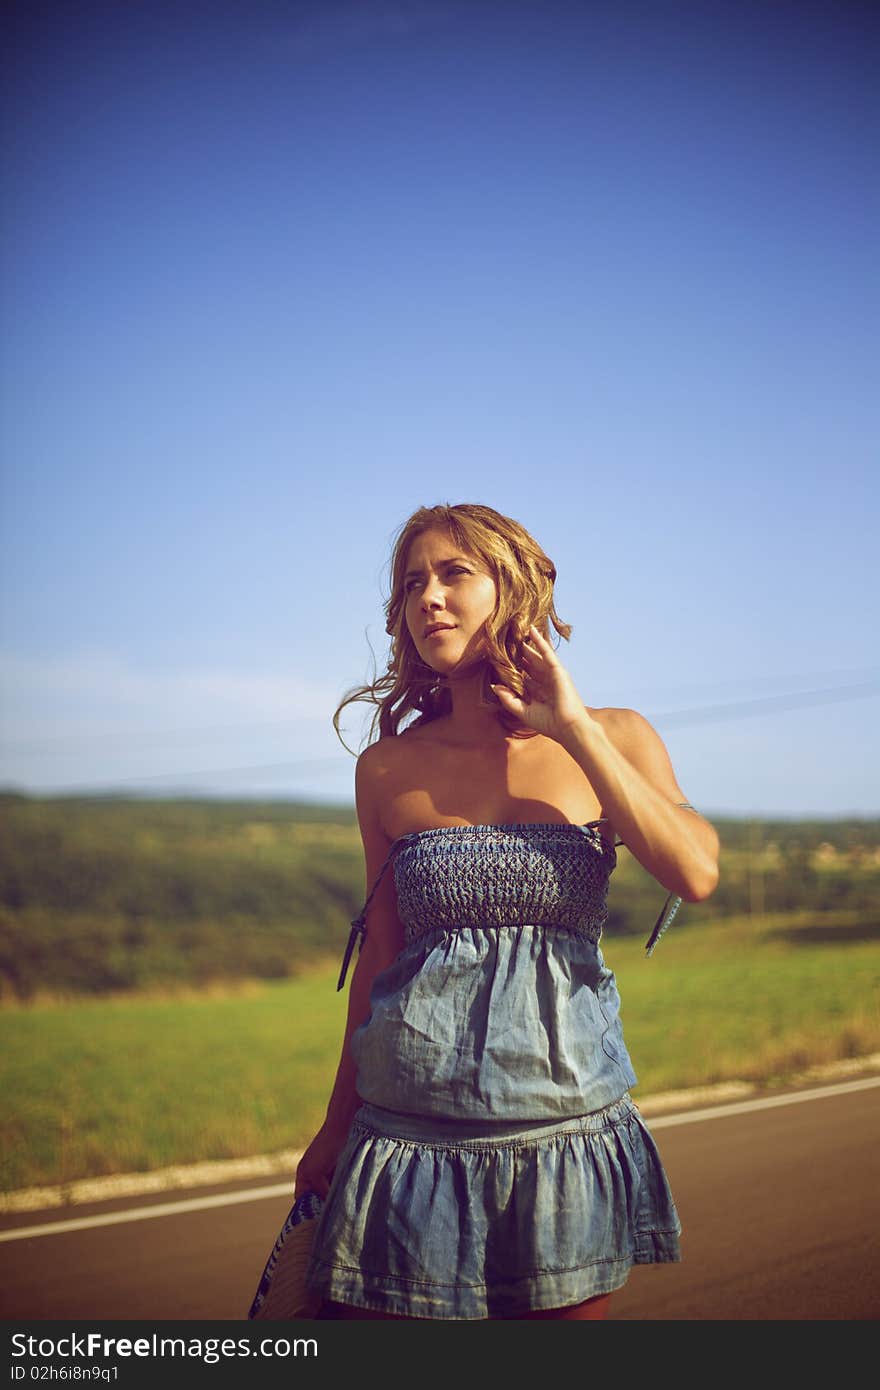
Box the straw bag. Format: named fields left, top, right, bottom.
left=248, top=1190, right=324, bottom=1319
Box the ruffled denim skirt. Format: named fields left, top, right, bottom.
left=306, top=1094, right=680, bottom=1320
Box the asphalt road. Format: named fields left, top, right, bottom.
left=2, top=1081, right=877, bottom=1322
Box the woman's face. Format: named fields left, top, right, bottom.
left=403, top=527, right=498, bottom=676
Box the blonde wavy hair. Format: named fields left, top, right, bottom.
left=333, top=503, right=572, bottom=748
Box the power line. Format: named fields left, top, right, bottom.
left=2, top=669, right=879, bottom=758
left=623, top=664, right=880, bottom=704
left=3, top=680, right=878, bottom=794
left=102, top=757, right=352, bottom=786
left=654, top=681, right=880, bottom=729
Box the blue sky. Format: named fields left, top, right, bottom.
left=2, top=0, right=877, bottom=817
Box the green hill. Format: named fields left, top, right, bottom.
left=1, top=792, right=878, bottom=1001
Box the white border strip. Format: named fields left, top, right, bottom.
left=646, top=1075, right=880, bottom=1128
left=0, top=1182, right=294, bottom=1243
left=2, top=1077, right=878, bottom=1245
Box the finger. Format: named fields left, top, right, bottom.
left=526, top=630, right=552, bottom=658
left=528, top=625, right=559, bottom=656
left=491, top=683, right=527, bottom=710
left=521, top=644, right=546, bottom=668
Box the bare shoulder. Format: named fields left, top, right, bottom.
left=354, top=740, right=403, bottom=859
left=355, top=737, right=401, bottom=795
left=588, top=707, right=689, bottom=801
left=588, top=706, right=655, bottom=754
left=355, top=730, right=425, bottom=799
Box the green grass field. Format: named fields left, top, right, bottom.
left=2, top=909, right=877, bottom=1193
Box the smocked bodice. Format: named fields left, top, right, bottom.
left=392, top=822, right=616, bottom=944
left=351, top=822, right=636, bottom=1121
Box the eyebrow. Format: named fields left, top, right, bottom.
left=403, top=556, right=473, bottom=581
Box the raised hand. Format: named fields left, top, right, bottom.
left=491, top=625, right=593, bottom=743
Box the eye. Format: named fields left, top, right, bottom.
left=447, top=566, right=471, bottom=577
left=404, top=578, right=423, bottom=594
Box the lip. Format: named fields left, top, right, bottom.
left=424, top=623, right=456, bottom=637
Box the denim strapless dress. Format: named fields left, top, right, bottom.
left=306, top=823, right=681, bottom=1319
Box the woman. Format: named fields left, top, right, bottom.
left=296, top=502, right=719, bottom=1320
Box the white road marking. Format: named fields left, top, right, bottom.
left=0, top=1182, right=295, bottom=1243
left=645, top=1074, right=880, bottom=1129
left=2, top=1076, right=878, bottom=1244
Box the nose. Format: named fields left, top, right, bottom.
left=420, top=576, right=446, bottom=611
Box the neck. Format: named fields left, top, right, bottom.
left=441, top=663, right=515, bottom=745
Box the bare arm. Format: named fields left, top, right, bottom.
left=294, top=744, right=405, bottom=1197
left=559, top=707, right=719, bottom=901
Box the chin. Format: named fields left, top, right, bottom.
left=416, top=644, right=485, bottom=678
left=417, top=649, right=461, bottom=675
